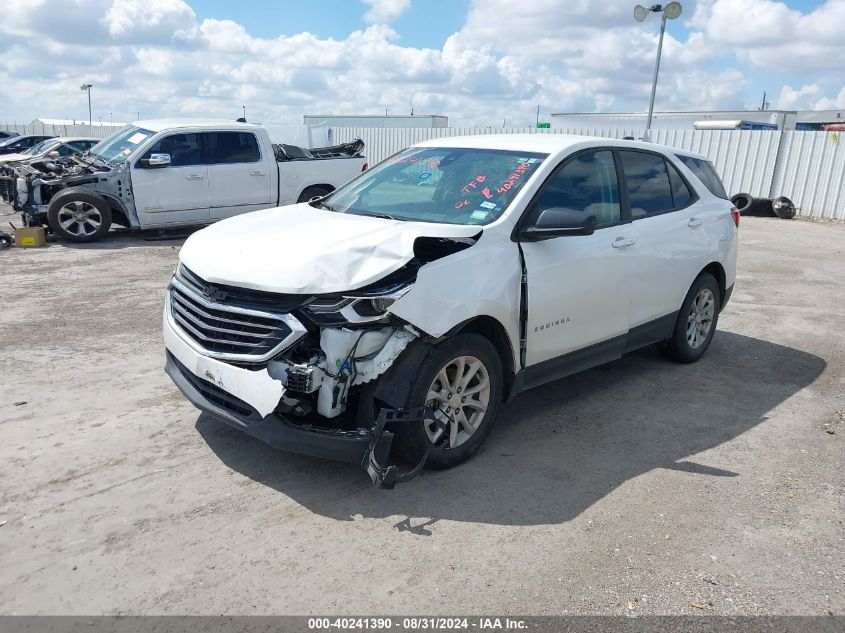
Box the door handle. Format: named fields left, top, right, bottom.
left=250, top=171, right=266, bottom=176
left=186, top=174, right=204, bottom=180
left=688, top=217, right=703, bottom=228
left=612, top=237, right=636, bottom=249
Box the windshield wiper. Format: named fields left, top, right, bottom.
left=364, top=212, right=401, bottom=221
left=309, top=198, right=336, bottom=212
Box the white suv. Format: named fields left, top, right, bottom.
left=163, top=135, right=738, bottom=485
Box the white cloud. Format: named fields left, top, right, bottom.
left=362, top=0, right=411, bottom=24
left=0, top=0, right=842, bottom=128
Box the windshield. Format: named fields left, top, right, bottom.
left=89, top=126, right=154, bottom=163
left=25, top=140, right=59, bottom=156
left=324, top=147, right=548, bottom=225
left=0, top=136, right=24, bottom=148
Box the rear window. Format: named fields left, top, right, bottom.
left=676, top=155, right=729, bottom=199
left=208, top=132, right=261, bottom=164
left=619, top=151, right=674, bottom=218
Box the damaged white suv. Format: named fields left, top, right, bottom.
left=163, top=135, right=738, bottom=486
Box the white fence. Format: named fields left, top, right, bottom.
left=332, top=126, right=844, bottom=220
left=1, top=121, right=122, bottom=139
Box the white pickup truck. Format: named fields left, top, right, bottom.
left=15, top=118, right=366, bottom=242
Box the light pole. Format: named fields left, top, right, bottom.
left=634, top=2, right=682, bottom=139
left=80, top=83, right=93, bottom=126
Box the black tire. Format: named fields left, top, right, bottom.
left=393, top=333, right=503, bottom=469
left=772, top=196, right=797, bottom=219
left=659, top=273, right=722, bottom=364
left=730, top=193, right=754, bottom=214
left=47, top=189, right=112, bottom=243
left=297, top=186, right=332, bottom=204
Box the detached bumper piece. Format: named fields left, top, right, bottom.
left=363, top=406, right=447, bottom=490
left=165, top=352, right=392, bottom=465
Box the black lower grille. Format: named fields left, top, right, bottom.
left=0, top=176, right=15, bottom=203
left=171, top=354, right=260, bottom=419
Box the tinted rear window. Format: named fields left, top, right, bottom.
left=619, top=151, right=674, bottom=218
left=677, top=155, right=729, bottom=199
left=208, top=132, right=260, bottom=164
left=667, top=161, right=693, bottom=208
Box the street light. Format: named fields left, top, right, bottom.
left=80, top=83, right=93, bottom=126
left=634, top=2, right=682, bottom=139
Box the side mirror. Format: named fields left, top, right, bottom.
left=140, top=153, right=171, bottom=168
left=48, top=151, right=60, bottom=159
left=520, top=207, right=597, bottom=241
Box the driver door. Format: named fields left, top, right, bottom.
left=520, top=149, right=635, bottom=368
left=131, top=132, right=210, bottom=228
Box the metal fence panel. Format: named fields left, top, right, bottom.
left=1, top=122, right=122, bottom=139
left=773, top=131, right=844, bottom=219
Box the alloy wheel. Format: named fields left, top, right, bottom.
left=424, top=355, right=491, bottom=449
left=687, top=287, right=715, bottom=350
left=57, top=201, right=102, bottom=238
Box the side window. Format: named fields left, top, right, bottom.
left=56, top=144, right=76, bottom=156
left=208, top=132, right=260, bottom=164
left=141, top=133, right=207, bottom=167
left=667, top=161, right=693, bottom=208
left=532, top=150, right=620, bottom=229
left=676, top=155, right=729, bottom=199
left=68, top=140, right=92, bottom=151
left=619, top=151, right=674, bottom=219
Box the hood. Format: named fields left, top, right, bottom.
left=178, top=203, right=481, bottom=294
left=0, top=153, right=29, bottom=164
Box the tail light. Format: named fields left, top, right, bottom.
left=361, top=162, right=368, bottom=172
left=731, top=207, right=740, bottom=228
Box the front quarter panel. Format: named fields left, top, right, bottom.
left=388, top=231, right=522, bottom=369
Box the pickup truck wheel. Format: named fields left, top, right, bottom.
left=394, top=333, right=502, bottom=469
left=297, top=186, right=331, bottom=203
left=659, top=273, right=721, bottom=364
left=47, top=191, right=112, bottom=243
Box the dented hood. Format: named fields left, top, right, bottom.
left=178, top=203, right=481, bottom=294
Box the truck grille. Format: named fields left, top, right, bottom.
left=169, top=270, right=306, bottom=362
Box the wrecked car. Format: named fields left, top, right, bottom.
left=13, top=119, right=366, bottom=243
left=163, top=135, right=738, bottom=487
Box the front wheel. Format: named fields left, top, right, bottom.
left=47, top=190, right=112, bottom=243
left=659, top=273, right=721, bottom=363
left=393, top=333, right=503, bottom=469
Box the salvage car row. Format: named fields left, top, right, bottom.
left=1, top=119, right=367, bottom=242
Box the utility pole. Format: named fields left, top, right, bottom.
left=760, top=91, right=767, bottom=111
left=242, top=105, right=246, bottom=120
left=80, top=83, right=93, bottom=125
left=536, top=105, right=540, bottom=127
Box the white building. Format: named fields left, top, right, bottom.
left=304, top=114, right=448, bottom=129
left=550, top=110, right=845, bottom=132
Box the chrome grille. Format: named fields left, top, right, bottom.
left=168, top=274, right=305, bottom=362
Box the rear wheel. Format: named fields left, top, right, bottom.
left=659, top=273, right=721, bottom=363
left=393, top=334, right=502, bottom=469
left=47, top=190, right=112, bottom=243
left=297, top=186, right=332, bottom=203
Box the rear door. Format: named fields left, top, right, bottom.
left=521, top=149, right=634, bottom=367
left=207, top=131, right=273, bottom=220
left=131, top=132, right=210, bottom=227
left=619, top=149, right=708, bottom=328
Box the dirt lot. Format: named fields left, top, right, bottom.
left=0, top=210, right=843, bottom=616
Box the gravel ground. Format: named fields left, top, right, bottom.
left=0, top=209, right=843, bottom=616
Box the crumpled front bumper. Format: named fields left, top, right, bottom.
left=163, top=304, right=392, bottom=465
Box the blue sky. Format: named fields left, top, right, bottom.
left=0, top=0, right=843, bottom=125
left=191, top=0, right=470, bottom=48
